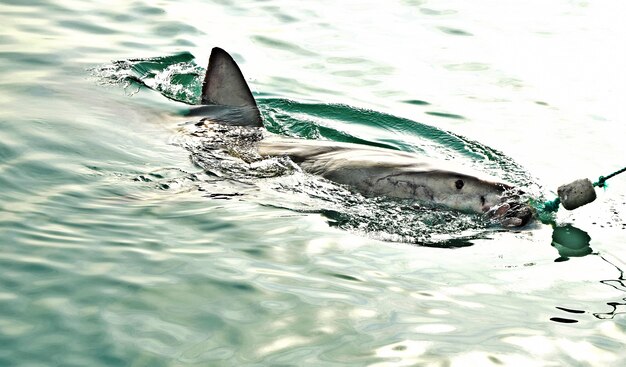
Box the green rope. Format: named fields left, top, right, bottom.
left=593, top=166, right=626, bottom=188
left=538, top=165, right=626, bottom=214
left=542, top=197, right=561, bottom=212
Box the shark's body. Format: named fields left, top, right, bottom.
left=193, top=47, right=532, bottom=226
left=258, top=136, right=509, bottom=214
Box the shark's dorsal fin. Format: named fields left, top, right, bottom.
left=201, top=47, right=262, bottom=127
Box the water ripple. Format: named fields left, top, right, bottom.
left=1, top=0, right=626, bottom=366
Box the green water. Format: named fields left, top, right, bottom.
left=2, top=0, right=626, bottom=366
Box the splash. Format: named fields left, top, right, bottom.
left=91, top=52, right=203, bottom=104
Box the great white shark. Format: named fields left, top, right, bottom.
left=189, top=47, right=533, bottom=227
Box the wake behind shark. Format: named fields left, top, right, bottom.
left=191, top=47, right=533, bottom=227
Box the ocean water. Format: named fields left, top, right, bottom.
left=1, top=0, right=626, bottom=366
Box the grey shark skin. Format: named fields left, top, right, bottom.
left=194, top=47, right=533, bottom=227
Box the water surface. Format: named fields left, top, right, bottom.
left=1, top=0, right=626, bottom=366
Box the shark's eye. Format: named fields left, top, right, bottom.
left=455, top=179, right=464, bottom=190
left=480, top=196, right=486, bottom=206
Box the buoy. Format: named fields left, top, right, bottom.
left=537, top=165, right=624, bottom=215
left=557, top=178, right=596, bottom=210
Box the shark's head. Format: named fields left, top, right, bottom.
left=431, top=172, right=508, bottom=212
left=432, top=172, right=533, bottom=227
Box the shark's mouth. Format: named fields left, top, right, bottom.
left=483, top=186, right=535, bottom=227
